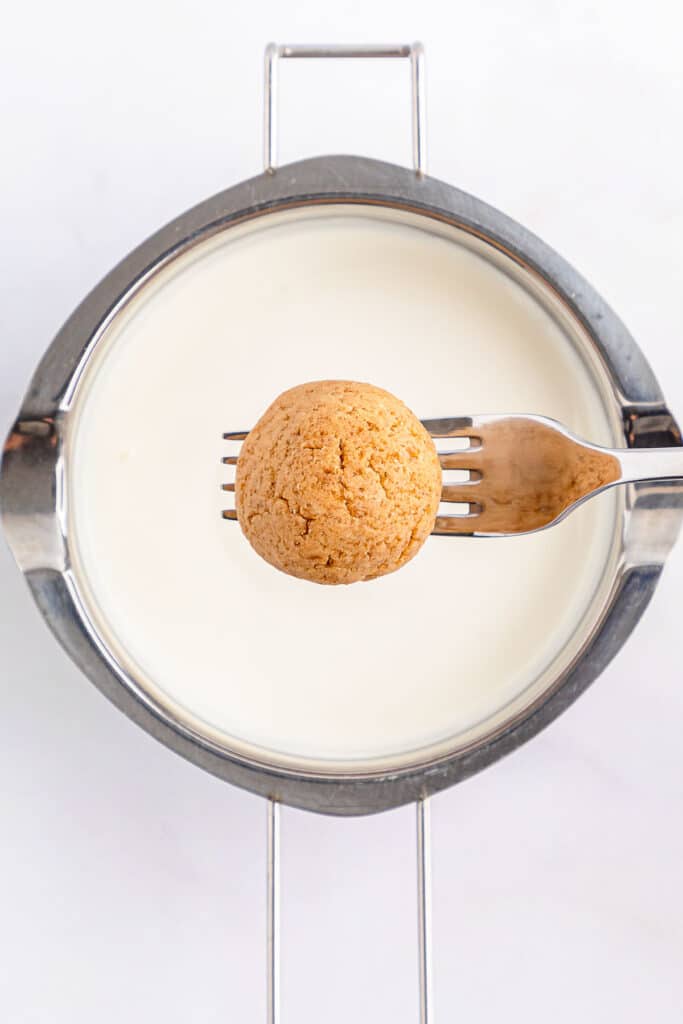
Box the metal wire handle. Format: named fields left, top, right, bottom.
left=266, top=800, right=280, bottom=1024
left=416, top=797, right=433, bottom=1024
left=263, top=42, right=427, bottom=175
left=266, top=796, right=433, bottom=1024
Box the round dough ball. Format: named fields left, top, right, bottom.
left=235, top=380, right=441, bottom=585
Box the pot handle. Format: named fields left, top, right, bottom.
left=262, top=42, right=427, bottom=176
left=265, top=795, right=434, bottom=1024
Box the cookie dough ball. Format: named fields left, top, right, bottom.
left=235, top=380, right=441, bottom=585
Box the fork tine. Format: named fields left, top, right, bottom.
left=222, top=482, right=235, bottom=492
left=432, top=510, right=482, bottom=535
left=421, top=417, right=477, bottom=438
left=222, top=454, right=239, bottom=465
left=223, top=431, right=249, bottom=441
left=222, top=509, right=239, bottom=521
left=441, top=484, right=483, bottom=503
left=438, top=450, right=483, bottom=471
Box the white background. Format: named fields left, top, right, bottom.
left=2, top=2, right=683, bottom=1021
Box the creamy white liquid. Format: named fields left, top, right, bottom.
left=67, top=208, right=620, bottom=771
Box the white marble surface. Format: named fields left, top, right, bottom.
left=1, top=2, right=683, bottom=1021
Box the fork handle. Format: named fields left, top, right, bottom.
left=613, top=446, right=683, bottom=485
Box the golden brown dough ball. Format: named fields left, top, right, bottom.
left=235, top=381, right=441, bottom=585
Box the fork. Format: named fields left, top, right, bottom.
left=221, top=415, right=683, bottom=537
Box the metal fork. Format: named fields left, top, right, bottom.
left=222, top=414, right=683, bottom=537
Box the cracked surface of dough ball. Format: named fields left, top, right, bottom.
left=235, top=380, right=441, bottom=585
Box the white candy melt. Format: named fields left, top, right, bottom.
left=67, top=209, right=619, bottom=769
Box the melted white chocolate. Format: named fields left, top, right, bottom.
left=67, top=209, right=619, bottom=769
